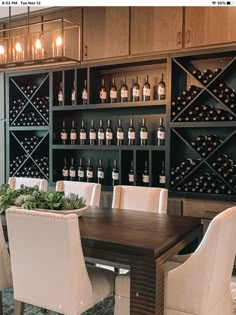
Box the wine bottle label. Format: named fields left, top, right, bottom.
left=121, top=90, right=128, bottom=98
left=129, top=174, right=134, bottom=182
left=98, top=131, right=105, bottom=140
left=159, top=175, right=166, bottom=184
left=142, top=175, right=149, bottom=183
left=112, top=172, right=119, bottom=180
left=71, top=92, right=76, bottom=101
left=157, top=131, right=165, bottom=140
left=98, top=170, right=104, bottom=179
left=87, top=170, right=93, bottom=178
left=106, top=131, right=113, bottom=140
left=69, top=170, right=76, bottom=177
left=117, top=131, right=124, bottom=140
left=70, top=132, right=77, bottom=140
left=132, top=88, right=140, bottom=97
left=63, top=169, right=69, bottom=177
left=61, top=132, right=67, bottom=140
left=110, top=90, right=117, bottom=99
left=100, top=91, right=107, bottom=99
left=140, top=131, right=148, bottom=140
left=58, top=92, right=63, bottom=102
left=158, top=87, right=165, bottom=95
left=143, top=87, right=151, bottom=96
left=80, top=132, right=86, bottom=140
left=128, top=131, right=135, bottom=140
left=82, top=91, right=88, bottom=100
left=78, top=170, right=84, bottom=178
left=89, top=132, right=96, bottom=140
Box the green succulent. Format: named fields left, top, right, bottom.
left=62, top=193, right=86, bottom=210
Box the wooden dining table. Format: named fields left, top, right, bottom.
left=78, top=206, right=202, bottom=315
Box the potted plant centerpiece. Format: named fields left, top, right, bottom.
left=0, top=184, right=87, bottom=216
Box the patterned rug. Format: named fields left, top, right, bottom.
left=2, top=287, right=114, bottom=315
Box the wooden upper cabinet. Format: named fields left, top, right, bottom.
left=185, top=7, right=236, bottom=48
left=130, top=7, right=183, bottom=55
left=83, top=7, right=129, bottom=61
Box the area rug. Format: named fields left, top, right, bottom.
left=2, top=287, right=114, bottom=315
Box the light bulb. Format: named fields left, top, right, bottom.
left=56, top=35, right=62, bottom=47
left=15, top=42, right=22, bottom=53
left=35, top=38, right=42, bottom=49
left=0, top=45, right=4, bottom=55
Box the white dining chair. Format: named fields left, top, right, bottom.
left=6, top=207, right=115, bottom=315
left=112, top=185, right=168, bottom=213
left=56, top=181, right=101, bottom=206
left=8, top=177, right=48, bottom=192
left=114, top=206, right=236, bottom=315
left=0, top=217, right=12, bottom=315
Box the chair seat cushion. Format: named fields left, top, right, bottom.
left=87, top=265, right=115, bottom=305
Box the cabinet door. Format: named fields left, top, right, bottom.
left=130, top=7, right=183, bottom=55
left=185, top=7, right=236, bottom=48
left=83, top=7, right=129, bottom=61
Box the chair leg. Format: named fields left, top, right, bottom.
left=0, top=291, right=3, bottom=315
left=14, top=300, right=25, bottom=315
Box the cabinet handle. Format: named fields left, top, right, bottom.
left=84, top=45, right=88, bottom=57
left=186, top=30, right=190, bottom=44
left=176, top=32, right=182, bottom=46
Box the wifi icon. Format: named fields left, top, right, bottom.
left=212, top=1, right=216, bottom=3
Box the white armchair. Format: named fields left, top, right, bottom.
left=112, top=185, right=168, bottom=213
left=8, top=177, right=48, bottom=192
left=56, top=181, right=101, bottom=206
left=6, top=208, right=115, bottom=315
left=114, top=206, right=236, bottom=315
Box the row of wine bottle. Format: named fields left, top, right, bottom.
left=170, top=158, right=201, bottom=186
left=62, top=158, right=166, bottom=187
left=10, top=155, right=49, bottom=178
left=211, top=154, right=236, bottom=181
left=57, top=74, right=166, bottom=106
left=191, top=135, right=223, bottom=157
left=60, top=118, right=165, bottom=146
left=19, top=136, right=42, bottom=153
left=192, top=68, right=222, bottom=85
left=10, top=111, right=49, bottom=126
left=174, top=172, right=233, bottom=195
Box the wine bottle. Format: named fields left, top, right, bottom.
left=86, top=158, right=94, bottom=183
left=112, top=160, right=119, bottom=186
left=142, top=160, right=149, bottom=186
left=106, top=119, right=113, bottom=145
left=157, top=117, right=165, bottom=146
left=100, top=78, right=107, bottom=104
left=128, top=160, right=134, bottom=185
left=71, top=81, right=76, bottom=105
left=78, top=158, right=85, bottom=182
left=157, top=73, right=165, bottom=100
left=142, top=75, right=151, bottom=101
left=120, top=77, right=128, bottom=102
left=69, top=157, right=76, bottom=181
left=61, top=120, right=67, bottom=145
left=128, top=118, right=135, bottom=146
left=82, top=79, right=88, bottom=105
left=116, top=119, right=124, bottom=146
left=110, top=77, right=117, bottom=103
left=98, top=119, right=105, bottom=145
left=79, top=120, right=87, bottom=145
left=132, top=76, right=140, bottom=102
left=58, top=81, right=63, bottom=106
left=97, top=158, right=104, bottom=185
left=62, top=157, right=69, bottom=180
left=140, top=118, right=148, bottom=146
left=89, top=120, right=96, bottom=145
left=70, top=120, right=77, bottom=145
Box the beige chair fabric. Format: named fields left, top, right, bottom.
left=56, top=181, right=101, bottom=206
left=8, top=177, right=48, bottom=192
left=6, top=208, right=115, bottom=315
left=112, top=185, right=168, bottom=213
left=114, top=206, right=236, bottom=315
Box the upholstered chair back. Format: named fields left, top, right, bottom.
left=8, top=177, right=48, bottom=192
left=56, top=181, right=101, bottom=206
left=166, top=206, right=236, bottom=315
left=6, top=208, right=93, bottom=315
left=112, top=185, right=168, bottom=213
left=0, top=217, right=12, bottom=291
